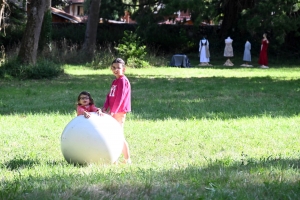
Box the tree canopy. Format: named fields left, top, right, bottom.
left=1, top=0, right=299, bottom=59
left=126, top=0, right=300, bottom=43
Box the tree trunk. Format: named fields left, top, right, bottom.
left=0, top=0, right=9, bottom=33
left=39, top=0, right=52, bottom=52
left=82, top=0, right=101, bottom=61
left=220, top=0, right=239, bottom=38
left=220, top=0, right=255, bottom=38
left=18, top=0, right=48, bottom=65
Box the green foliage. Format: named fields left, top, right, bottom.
left=239, top=0, right=300, bottom=44
left=115, top=30, right=147, bottom=61
left=83, top=0, right=126, bottom=21
left=51, top=23, right=218, bottom=54
left=0, top=58, right=64, bottom=79
left=0, top=58, right=27, bottom=78
left=127, top=57, right=150, bottom=68
left=0, top=2, right=26, bottom=47
left=86, top=48, right=116, bottom=70
left=99, top=0, right=126, bottom=21
left=25, top=59, right=64, bottom=79
left=129, top=0, right=300, bottom=54
left=16, top=0, right=296, bottom=60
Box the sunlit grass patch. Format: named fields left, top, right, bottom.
left=0, top=66, right=300, bottom=199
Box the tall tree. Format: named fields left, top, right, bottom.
left=239, top=0, right=300, bottom=44
left=0, top=0, right=9, bottom=34
left=212, top=0, right=254, bottom=38
left=17, top=0, right=49, bottom=65
left=81, top=0, right=101, bottom=61
left=99, top=0, right=125, bottom=22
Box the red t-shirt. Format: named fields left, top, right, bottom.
left=77, top=104, right=98, bottom=116
left=103, top=75, right=131, bottom=114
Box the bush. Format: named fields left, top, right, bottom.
left=86, top=53, right=116, bottom=70
left=0, top=58, right=64, bottom=79
left=115, top=30, right=151, bottom=68
left=26, top=59, right=64, bottom=79
left=126, top=57, right=150, bottom=68
left=0, top=58, right=27, bottom=78
left=115, top=30, right=147, bottom=61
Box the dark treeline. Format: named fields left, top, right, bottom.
left=51, top=23, right=300, bottom=58
left=2, top=22, right=299, bottom=58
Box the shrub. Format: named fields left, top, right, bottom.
left=115, top=30, right=147, bottom=61
left=0, top=58, right=27, bottom=78
left=86, top=53, right=115, bottom=70
left=25, top=59, right=64, bottom=79
left=0, top=58, right=64, bottom=79
left=40, top=39, right=82, bottom=64
left=126, top=57, right=150, bottom=68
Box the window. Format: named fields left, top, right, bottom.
left=77, top=6, right=84, bottom=16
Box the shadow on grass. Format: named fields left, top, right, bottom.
left=2, top=158, right=40, bottom=171
left=1, top=157, right=300, bottom=199
left=1, top=158, right=82, bottom=171
left=0, top=74, right=299, bottom=120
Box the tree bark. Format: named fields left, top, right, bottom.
left=220, top=0, right=239, bottom=38
left=0, top=0, right=9, bottom=33
left=18, top=0, right=48, bottom=65
left=82, top=0, right=101, bottom=61
left=219, top=0, right=255, bottom=38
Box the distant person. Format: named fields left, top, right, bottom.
left=76, top=91, right=103, bottom=118
left=241, top=40, right=252, bottom=67
left=223, top=36, right=234, bottom=66
left=102, top=58, right=132, bottom=164
left=199, top=35, right=211, bottom=66
left=258, top=33, right=269, bottom=69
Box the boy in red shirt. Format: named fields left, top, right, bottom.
left=102, top=58, right=131, bottom=164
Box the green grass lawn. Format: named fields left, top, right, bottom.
left=1, top=64, right=300, bottom=199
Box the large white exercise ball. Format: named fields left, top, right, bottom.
left=61, top=113, right=124, bottom=164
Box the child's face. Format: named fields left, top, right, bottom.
left=111, top=63, right=125, bottom=78
left=79, top=94, right=90, bottom=106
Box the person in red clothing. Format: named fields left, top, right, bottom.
left=258, top=33, right=269, bottom=69
left=102, top=58, right=132, bottom=164
left=76, top=91, right=103, bottom=118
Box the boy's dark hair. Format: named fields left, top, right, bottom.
left=77, top=91, right=95, bottom=105
left=112, top=58, right=125, bottom=66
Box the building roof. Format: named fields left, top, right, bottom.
left=68, top=0, right=85, bottom=4
left=51, top=7, right=84, bottom=23
left=100, top=18, right=126, bottom=24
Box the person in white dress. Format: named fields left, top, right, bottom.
left=199, top=36, right=211, bottom=66
left=223, top=36, right=234, bottom=66
left=241, top=40, right=252, bottom=67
